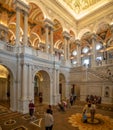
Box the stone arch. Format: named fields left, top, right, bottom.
left=33, top=68, right=51, bottom=104
left=0, top=63, right=16, bottom=111
left=27, top=2, right=46, bottom=49
left=94, top=20, right=110, bottom=33
left=70, top=29, right=76, bottom=38
left=8, top=22, right=23, bottom=45
left=52, top=17, right=64, bottom=29
left=95, top=21, right=112, bottom=46
left=53, top=19, right=63, bottom=50
left=33, top=68, right=51, bottom=80
left=59, top=73, right=66, bottom=100
left=28, top=0, right=48, bottom=19
left=69, top=30, right=76, bottom=53
left=29, top=32, right=41, bottom=49
left=78, top=28, right=91, bottom=40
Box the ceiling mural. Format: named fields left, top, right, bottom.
left=63, top=0, right=101, bottom=14
left=56, top=0, right=111, bottom=20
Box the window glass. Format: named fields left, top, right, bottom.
left=83, top=59, right=89, bottom=65
left=72, top=50, right=77, bottom=56
left=82, top=46, right=89, bottom=53
left=96, top=43, right=102, bottom=50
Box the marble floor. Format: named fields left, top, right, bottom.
left=0, top=101, right=113, bottom=130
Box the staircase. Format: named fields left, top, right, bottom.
left=88, top=66, right=113, bottom=82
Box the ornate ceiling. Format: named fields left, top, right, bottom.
left=56, top=0, right=112, bottom=20
left=0, top=0, right=113, bottom=53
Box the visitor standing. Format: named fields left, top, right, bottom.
left=45, top=109, right=54, bottom=130
left=90, top=101, right=96, bottom=122
left=82, top=109, right=87, bottom=123
left=29, top=100, right=35, bottom=120
left=48, top=105, right=53, bottom=115
left=70, top=96, right=73, bottom=106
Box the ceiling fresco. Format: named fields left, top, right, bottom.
left=63, top=0, right=101, bottom=13
left=56, top=0, right=112, bottom=20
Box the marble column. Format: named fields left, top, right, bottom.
left=63, top=31, right=70, bottom=61
left=23, top=11, right=29, bottom=45
left=56, top=69, right=60, bottom=95
left=91, top=34, right=97, bottom=67
left=45, top=24, right=49, bottom=53
left=44, top=19, right=54, bottom=54
left=53, top=68, right=57, bottom=95
left=50, top=27, right=54, bottom=54
left=67, top=38, right=70, bottom=60
left=64, top=37, right=67, bottom=61
left=21, top=63, right=27, bottom=100
left=15, top=8, right=20, bottom=45
left=52, top=68, right=60, bottom=105
left=76, top=39, right=81, bottom=66
left=28, top=64, right=32, bottom=100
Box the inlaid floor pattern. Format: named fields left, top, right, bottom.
left=0, top=101, right=113, bottom=130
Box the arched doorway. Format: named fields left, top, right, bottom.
left=34, top=70, right=50, bottom=105
left=59, top=73, right=66, bottom=100
left=71, top=84, right=80, bottom=100
left=0, top=65, right=13, bottom=108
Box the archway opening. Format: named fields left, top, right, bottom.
left=59, top=73, right=65, bottom=101
left=0, top=65, right=13, bottom=108
left=34, top=70, right=50, bottom=105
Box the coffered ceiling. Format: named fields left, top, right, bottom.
left=56, top=0, right=113, bottom=20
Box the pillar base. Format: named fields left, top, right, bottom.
left=18, top=98, right=29, bottom=114
left=53, top=94, right=60, bottom=105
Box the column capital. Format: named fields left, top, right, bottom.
left=44, top=18, right=54, bottom=28
left=62, top=31, right=70, bottom=40
left=110, top=24, right=113, bottom=33
left=14, top=0, right=29, bottom=14
left=91, top=33, right=97, bottom=40
left=75, top=39, right=81, bottom=46
left=49, top=26, right=54, bottom=31
left=24, top=10, right=29, bottom=16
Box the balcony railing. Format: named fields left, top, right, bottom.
left=0, top=41, right=62, bottom=63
